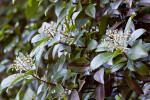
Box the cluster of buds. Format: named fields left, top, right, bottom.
left=102, top=29, right=130, bottom=52
left=40, top=21, right=57, bottom=37
left=10, top=54, right=34, bottom=73
left=59, top=89, right=72, bottom=98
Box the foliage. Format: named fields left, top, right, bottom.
left=0, top=0, right=150, bottom=99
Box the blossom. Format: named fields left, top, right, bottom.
left=38, top=21, right=57, bottom=37
left=102, top=29, right=130, bottom=52
left=10, top=54, right=34, bottom=73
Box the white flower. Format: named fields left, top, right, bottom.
left=102, top=29, right=130, bottom=52
left=38, top=21, right=57, bottom=37
left=10, top=54, right=34, bottom=73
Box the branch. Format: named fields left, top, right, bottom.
left=31, top=74, right=56, bottom=86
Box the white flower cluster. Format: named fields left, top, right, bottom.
left=39, top=21, right=57, bottom=37
left=10, top=54, right=34, bottom=73
left=102, top=29, right=130, bottom=52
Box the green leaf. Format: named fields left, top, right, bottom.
left=26, top=70, right=34, bottom=75
left=16, top=79, right=35, bottom=100
left=73, top=29, right=86, bottom=44
left=45, top=4, right=54, bottom=16
left=111, top=62, right=126, bottom=73
left=53, top=68, right=76, bottom=82
left=33, top=38, right=48, bottom=51
left=57, top=7, right=67, bottom=24
left=87, top=39, right=98, bottom=50
left=98, top=14, right=111, bottom=38
left=124, top=14, right=136, bottom=33
left=54, top=84, right=64, bottom=94
left=127, top=44, right=148, bottom=60
left=1, top=74, right=21, bottom=90
left=107, top=49, right=122, bottom=65
left=68, top=6, right=75, bottom=21
left=135, top=62, right=149, bottom=75
left=90, top=52, right=114, bottom=70
left=128, top=29, right=146, bottom=44
left=75, top=11, right=89, bottom=28
left=25, top=0, right=39, bottom=19
left=96, top=43, right=109, bottom=52
left=127, top=60, right=135, bottom=71
left=53, top=55, right=66, bottom=74
left=27, top=0, right=32, bottom=7
left=6, top=75, right=25, bottom=93
left=85, top=4, right=96, bottom=18
left=52, top=44, right=60, bottom=59
left=55, top=1, right=64, bottom=17
left=76, top=1, right=82, bottom=11
left=31, top=34, right=48, bottom=43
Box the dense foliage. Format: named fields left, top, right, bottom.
left=0, top=0, right=150, bottom=99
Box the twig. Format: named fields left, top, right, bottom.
left=31, top=74, right=56, bottom=86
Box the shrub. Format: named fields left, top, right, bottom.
left=0, top=0, right=150, bottom=99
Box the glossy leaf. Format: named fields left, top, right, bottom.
left=85, top=4, right=96, bottom=18
left=91, top=52, right=114, bottom=70
left=98, top=14, right=111, bottom=37
left=1, top=74, right=21, bottom=90
left=128, top=29, right=146, bottom=44
left=127, top=44, right=148, bottom=60
left=111, top=62, right=126, bottom=73
left=87, top=39, right=98, bottom=50
left=126, top=59, right=135, bottom=71
left=75, top=11, right=89, bottom=28
left=135, top=62, right=149, bottom=75
left=124, top=14, right=136, bottom=33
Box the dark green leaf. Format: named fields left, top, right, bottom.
left=135, top=62, right=149, bottom=75
left=98, top=14, right=111, bottom=38
left=75, top=11, right=89, bottom=28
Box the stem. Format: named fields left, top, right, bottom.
left=31, top=74, right=56, bottom=86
